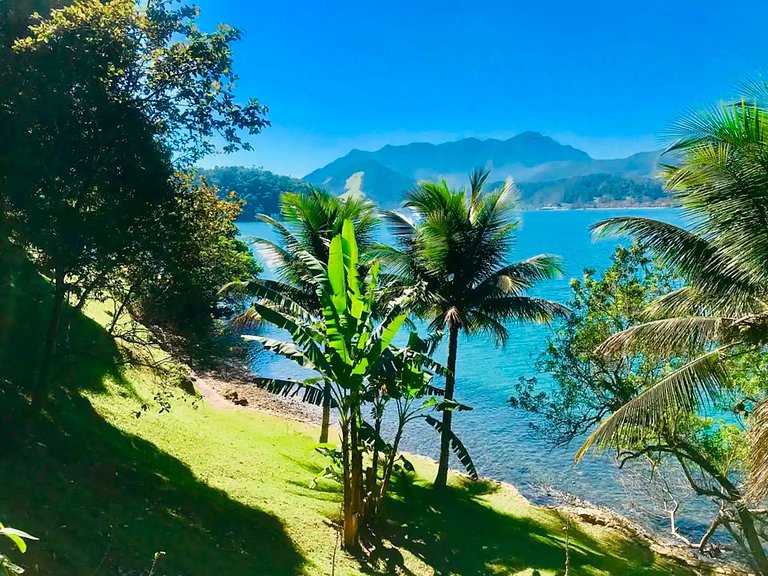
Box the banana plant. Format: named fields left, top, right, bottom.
left=239, top=220, right=474, bottom=549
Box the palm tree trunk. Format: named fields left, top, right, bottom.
left=319, top=380, right=331, bottom=443
left=434, top=321, right=458, bottom=489
left=31, top=270, right=65, bottom=412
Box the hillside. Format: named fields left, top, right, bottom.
left=203, top=166, right=312, bottom=220
left=516, top=173, right=669, bottom=208
left=0, top=263, right=709, bottom=576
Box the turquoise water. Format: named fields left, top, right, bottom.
left=237, top=208, right=716, bottom=536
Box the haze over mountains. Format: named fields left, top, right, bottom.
left=304, top=131, right=667, bottom=208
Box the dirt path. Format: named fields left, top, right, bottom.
left=192, top=371, right=322, bottom=425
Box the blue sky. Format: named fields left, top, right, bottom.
left=195, top=1, right=768, bottom=177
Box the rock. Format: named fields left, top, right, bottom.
left=233, top=397, right=249, bottom=406
left=176, top=374, right=196, bottom=395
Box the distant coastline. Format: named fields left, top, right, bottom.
left=530, top=202, right=675, bottom=211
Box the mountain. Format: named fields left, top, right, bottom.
left=307, top=158, right=415, bottom=205
left=304, top=132, right=664, bottom=207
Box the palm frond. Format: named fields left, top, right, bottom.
left=252, top=377, right=335, bottom=407
left=646, top=285, right=765, bottom=319
left=479, top=296, right=569, bottom=324
left=597, top=316, right=726, bottom=357
left=575, top=346, right=733, bottom=462
left=423, top=415, right=478, bottom=480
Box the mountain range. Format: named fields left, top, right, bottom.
left=304, top=131, right=667, bottom=208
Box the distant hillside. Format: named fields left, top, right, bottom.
left=202, top=166, right=312, bottom=220
left=304, top=132, right=664, bottom=207
left=514, top=173, right=669, bottom=208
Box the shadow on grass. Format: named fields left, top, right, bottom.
left=363, top=473, right=700, bottom=576
left=0, top=259, right=306, bottom=576
left=0, top=387, right=306, bottom=576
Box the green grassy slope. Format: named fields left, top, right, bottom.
left=0, top=265, right=706, bottom=575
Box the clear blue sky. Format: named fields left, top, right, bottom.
left=195, top=0, right=768, bottom=177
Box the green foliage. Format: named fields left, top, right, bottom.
left=203, top=166, right=312, bottom=220
left=0, top=522, right=37, bottom=576
left=511, top=243, right=675, bottom=445
left=11, top=0, right=268, bottom=165
left=250, top=188, right=380, bottom=314
left=0, top=0, right=267, bottom=406
left=240, top=221, right=449, bottom=548
left=516, top=242, right=768, bottom=568
left=129, top=173, right=261, bottom=354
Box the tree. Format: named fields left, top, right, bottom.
left=378, top=168, right=568, bottom=488
left=245, top=188, right=379, bottom=441
left=238, top=220, right=449, bottom=549
left=512, top=244, right=766, bottom=568
left=119, top=173, right=261, bottom=358
left=572, top=83, right=768, bottom=574
left=0, top=0, right=268, bottom=408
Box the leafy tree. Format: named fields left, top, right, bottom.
left=0, top=0, right=268, bottom=408
left=568, top=83, right=768, bottom=573
left=242, top=188, right=379, bottom=442
left=513, top=244, right=767, bottom=568
left=378, top=168, right=568, bottom=488
left=239, top=221, right=452, bottom=549
left=121, top=173, right=261, bottom=358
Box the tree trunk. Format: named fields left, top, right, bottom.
left=342, top=408, right=363, bottom=550
left=31, top=271, right=66, bottom=412
left=675, top=439, right=768, bottom=574
left=379, top=425, right=404, bottom=505
left=319, top=380, right=331, bottom=443
left=736, top=503, right=768, bottom=575
left=348, top=410, right=363, bottom=549
left=364, top=410, right=384, bottom=520
left=341, top=420, right=355, bottom=549
left=434, top=321, right=459, bottom=489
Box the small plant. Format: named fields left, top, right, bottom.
left=0, top=522, right=37, bottom=575
left=147, top=551, right=166, bottom=576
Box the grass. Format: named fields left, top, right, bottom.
left=0, top=261, right=707, bottom=575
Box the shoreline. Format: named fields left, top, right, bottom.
left=192, top=369, right=747, bottom=576
left=235, top=204, right=678, bottom=224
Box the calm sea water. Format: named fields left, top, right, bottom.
left=237, top=208, right=718, bottom=537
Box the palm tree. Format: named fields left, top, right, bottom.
left=573, top=85, right=768, bottom=574
left=378, top=168, right=568, bottom=488
left=247, top=188, right=379, bottom=442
